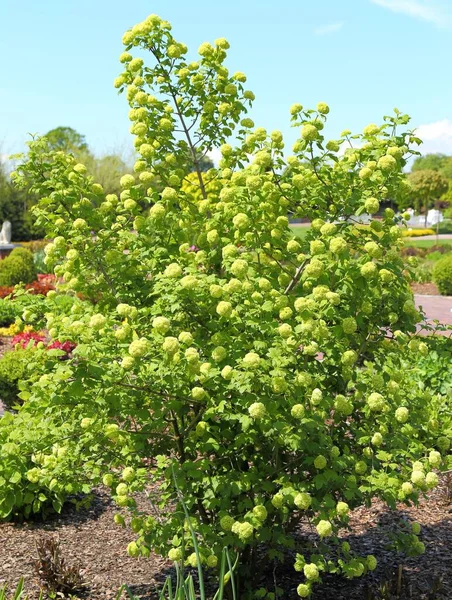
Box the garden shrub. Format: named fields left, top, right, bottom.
left=401, top=228, right=435, bottom=237
left=0, top=347, right=41, bottom=409
left=433, top=254, right=452, bottom=295
left=409, top=334, right=452, bottom=397
left=0, top=247, right=37, bottom=286
left=0, top=297, right=20, bottom=326
left=7, top=13, right=452, bottom=597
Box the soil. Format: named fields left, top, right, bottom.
left=1, top=479, right=452, bottom=600
left=411, top=282, right=440, bottom=296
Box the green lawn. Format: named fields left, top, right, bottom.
left=404, top=238, right=452, bottom=248
left=290, top=225, right=310, bottom=240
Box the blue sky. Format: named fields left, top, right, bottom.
left=1, top=0, right=452, bottom=162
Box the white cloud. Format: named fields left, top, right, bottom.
left=206, top=148, right=222, bottom=166
left=371, top=0, right=452, bottom=28
left=414, top=119, right=452, bottom=154
left=313, top=22, right=344, bottom=35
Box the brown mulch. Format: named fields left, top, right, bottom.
left=1, top=480, right=452, bottom=599
left=411, top=282, right=440, bottom=295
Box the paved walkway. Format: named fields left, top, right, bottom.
left=414, top=294, right=452, bottom=327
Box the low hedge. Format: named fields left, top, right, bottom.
left=402, top=228, right=435, bottom=237
left=0, top=298, right=20, bottom=326
left=433, top=254, right=452, bottom=295
left=0, top=248, right=37, bottom=287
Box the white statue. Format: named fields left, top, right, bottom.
left=0, top=221, right=12, bottom=244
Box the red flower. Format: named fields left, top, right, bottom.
left=12, top=331, right=46, bottom=348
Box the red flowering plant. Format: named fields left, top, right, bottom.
left=11, top=331, right=76, bottom=358
left=11, top=331, right=45, bottom=348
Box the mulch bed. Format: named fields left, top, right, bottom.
left=411, top=282, right=440, bottom=295
left=1, top=479, right=452, bottom=599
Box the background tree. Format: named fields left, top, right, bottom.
left=0, top=161, right=44, bottom=240
left=44, top=126, right=89, bottom=153
left=406, top=169, right=448, bottom=225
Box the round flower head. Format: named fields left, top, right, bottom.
left=401, top=482, right=413, bottom=494
left=191, top=387, right=207, bottom=401
left=325, top=140, right=340, bottom=153
left=252, top=505, right=268, bottom=521
left=128, top=337, right=151, bottom=358
left=395, top=407, right=409, bottom=423
left=341, top=350, right=357, bottom=366
left=271, top=493, right=284, bottom=508
left=120, top=174, right=135, bottom=189
left=316, top=520, right=333, bottom=537
left=116, top=483, right=128, bottom=496
left=150, top=203, right=166, bottom=219
left=164, top=263, right=183, bottom=278
left=301, top=124, right=319, bottom=142
left=168, top=548, right=183, bottom=562
left=359, top=167, right=372, bottom=180
left=342, top=317, right=357, bottom=334
left=367, top=392, right=386, bottom=412
left=152, top=316, right=170, bottom=334
left=278, top=323, right=293, bottom=338
left=360, top=262, right=377, bottom=278
left=305, top=259, right=324, bottom=278
left=187, top=552, right=198, bottom=568
left=303, top=563, right=319, bottom=580
left=429, top=450, right=441, bottom=467
left=221, top=365, right=233, bottom=380
left=122, top=467, right=135, bottom=482
left=311, top=388, right=323, bottom=406
left=412, top=522, right=421, bottom=535
left=363, top=124, right=379, bottom=136
left=180, top=275, right=198, bottom=290
left=291, top=404, right=305, bottom=419
left=364, top=241, right=382, bottom=258
left=297, top=584, right=311, bottom=598
left=371, top=432, right=383, bottom=446
left=272, top=377, right=288, bottom=394
left=243, top=352, right=261, bottom=369
left=121, top=356, right=135, bottom=370
left=90, top=314, right=106, bottom=330
left=206, top=555, right=218, bottom=568
left=232, top=213, right=250, bottom=230
left=294, top=492, right=311, bottom=510
left=162, top=336, right=179, bottom=355
left=314, top=455, right=327, bottom=469
left=355, top=460, right=367, bottom=474
left=216, top=301, right=232, bottom=318
left=212, top=346, right=227, bottom=362
left=426, top=471, right=439, bottom=488
left=310, top=240, right=325, bottom=255
left=336, top=501, right=349, bottom=517
left=220, top=515, right=235, bottom=531
left=329, top=237, right=347, bottom=254
left=248, top=402, right=266, bottom=419
left=230, top=259, right=248, bottom=278
left=317, top=102, right=329, bottom=114
left=231, top=521, right=253, bottom=542
left=377, top=154, right=397, bottom=172
left=411, top=470, right=425, bottom=486
left=365, top=197, right=380, bottom=214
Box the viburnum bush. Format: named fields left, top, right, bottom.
left=6, top=13, right=452, bottom=597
